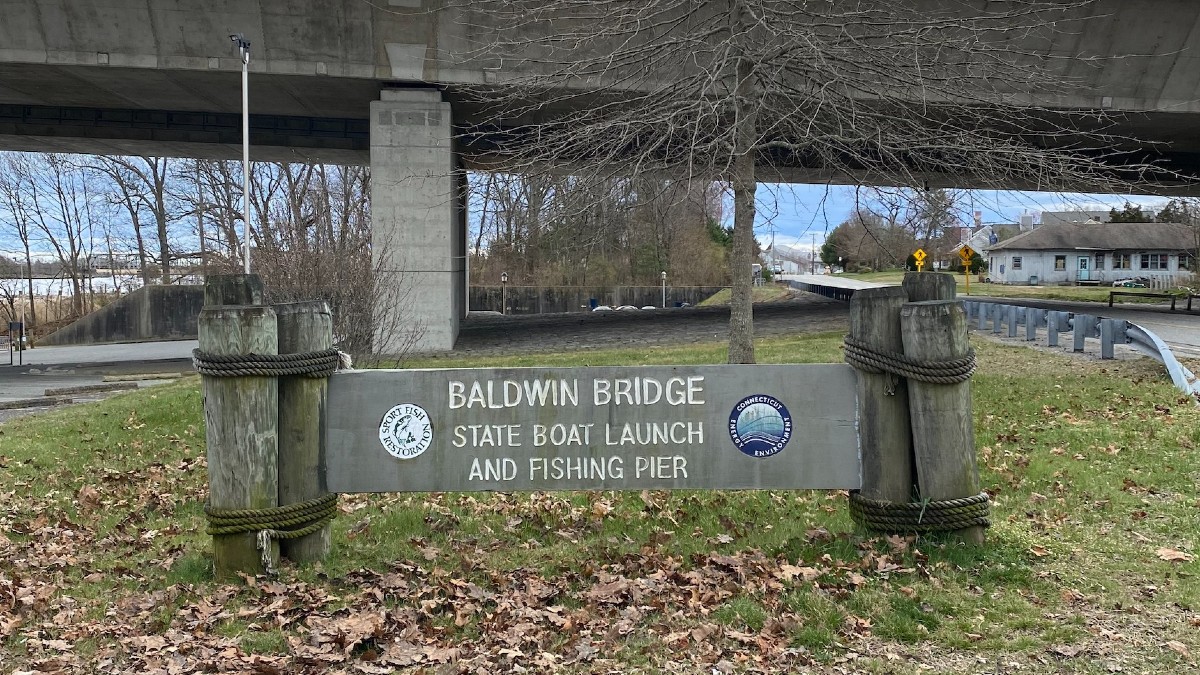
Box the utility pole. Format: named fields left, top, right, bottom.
left=811, top=232, right=817, bottom=274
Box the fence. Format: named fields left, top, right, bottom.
left=961, top=300, right=1200, bottom=399
left=469, top=285, right=726, bottom=314
left=783, top=278, right=1199, bottom=400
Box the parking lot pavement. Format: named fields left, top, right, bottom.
left=0, top=340, right=196, bottom=424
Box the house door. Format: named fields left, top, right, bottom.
left=1077, top=256, right=1090, bottom=282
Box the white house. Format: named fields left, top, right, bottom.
left=987, top=222, right=1196, bottom=286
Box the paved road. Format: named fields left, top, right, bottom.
left=0, top=340, right=195, bottom=419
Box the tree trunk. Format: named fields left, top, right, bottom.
left=727, top=5, right=757, bottom=365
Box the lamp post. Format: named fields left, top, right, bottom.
left=660, top=270, right=667, bottom=308
left=230, top=33, right=251, bottom=274
left=500, top=271, right=509, bottom=315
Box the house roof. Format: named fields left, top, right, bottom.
left=989, top=222, right=1197, bottom=252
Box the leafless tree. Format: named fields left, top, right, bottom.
left=0, top=153, right=99, bottom=317
left=0, top=154, right=39, bottom=328
left=456, top=0, right=1164, bottom=362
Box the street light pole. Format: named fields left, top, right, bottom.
left=231, top=33, right=251, bottom=274
left=500, top=271, right=509, bottom=315
left=661, top=270, right=667, bottom=308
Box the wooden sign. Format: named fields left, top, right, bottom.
left=325, top=365, right=862, bottom=493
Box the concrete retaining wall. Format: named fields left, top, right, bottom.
left=470, top=286, right=727, bottom=314
left=39, top=285, right=204, bottom=345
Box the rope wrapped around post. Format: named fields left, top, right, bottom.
left=196, top=345, right=348, bottom=573
left=192, top=348, right=352, bottom=378
left=204, top=494, right=339, bottom=574
left=842, top=333, right=989, bottom=534
left=843, top=335, right=975, bottom=384
left=848, top=491, right=991, bottom=533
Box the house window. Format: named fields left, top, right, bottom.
left=1095, top=253, right=1105, bottom=270
left=1012, top=256, right=1022, bottom=270
left=1140, top=253, right=1168, bottom=270
left=1054, top=255, right=1066, bottom=271
left=1114, top=253, right=1132, bottom=270
left=1182, top=253, right=1195, bottom=271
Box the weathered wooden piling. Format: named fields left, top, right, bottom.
left=849, top=286, right=913, bottom=504
left=275, top=301, right=334, bottom=564
left=199, top=275, right=279, bottom=578
left=900, top=299, right=984, bottom=544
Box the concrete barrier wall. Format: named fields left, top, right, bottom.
left=39, top=285, right=204, bottom=345
left=470, top=286, right=727, bottom=314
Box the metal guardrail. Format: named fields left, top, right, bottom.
left=962, top=300, right=1199, bottom=400
left=783, top=280, right=1199, bottom=399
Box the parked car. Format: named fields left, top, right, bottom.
left=1112, top=277, right=1150, bottom=288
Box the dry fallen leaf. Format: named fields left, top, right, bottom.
left=1156, top=547, right=1195, bottom=563
left=1165, top=640, right=1191, bottom=659
left=1029, top=545, right=1050, bottom=557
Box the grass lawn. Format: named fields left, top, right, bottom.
left=696, top=285, right=794, bottom=306
left=2, top=333, right=1199, bottom=673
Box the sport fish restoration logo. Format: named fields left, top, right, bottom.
left=379, top=403, right=433, bottom=459
left=728, top=394, right=793, bottom=458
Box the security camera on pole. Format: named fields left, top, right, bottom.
left=230, top=33, right=252, bottom=274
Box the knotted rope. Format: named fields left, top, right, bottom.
left=192, top=348, right=352, bottom=378
left=849, top=491, right=991, bottom=533
left=842, top=335, right=975, bottom=384
left=205, top=494, right=338, bottom=574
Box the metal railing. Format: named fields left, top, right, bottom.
left=783, top=279, right=1199, bottom=399
left=962, top=300, right=1199, bottom=399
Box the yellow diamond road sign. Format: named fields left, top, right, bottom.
left=913, top=248, right=927, bottom=262
left=959, top=245, right=976, bottom=262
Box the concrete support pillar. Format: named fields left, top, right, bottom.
left=370, top=88, right=467, bottom=354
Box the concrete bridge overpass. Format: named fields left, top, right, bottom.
left=4, top=0, right=1200, bottom=351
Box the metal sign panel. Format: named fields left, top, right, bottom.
left=325, top=365, right=861, bottom=493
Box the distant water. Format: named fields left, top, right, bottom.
left=0, top=276, right=144, bottom=296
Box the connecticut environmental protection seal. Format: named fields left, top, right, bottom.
left=378, top=403, right=433, bottom=460
left=728, top=394, right=793, bottom=458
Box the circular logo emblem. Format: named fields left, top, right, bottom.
left=379, top=403, right=433, bottom=460
left=728, top=394, right=793, bottom=458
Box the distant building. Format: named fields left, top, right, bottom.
left=987, top=221, right=1195, bottom=285
left=1038, top=210, right=1109, bottom=226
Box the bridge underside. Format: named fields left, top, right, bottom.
left=6, top=62, right=1200, bottom=353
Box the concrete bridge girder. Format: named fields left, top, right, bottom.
left=6, top=1, right=1200, bottom=353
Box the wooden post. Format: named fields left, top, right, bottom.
left=205, top=273, right=263, bottom=307
left=902, top=271, right=955, bottom=302
left=200, top=275, right=279, bottom=578
left=275, top=301, right=333, bottom=564
left=849, top=286, right=912, bottom=503
left=900, top=300, right=984, bottom=544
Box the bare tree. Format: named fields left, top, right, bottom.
left=0, top=153, right=39, bottom=329
left=87, top=156, right=182, bottom=285
left=1, top=153, right=99, bottom=317
left=458, top=0, right=1162, bottom=363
